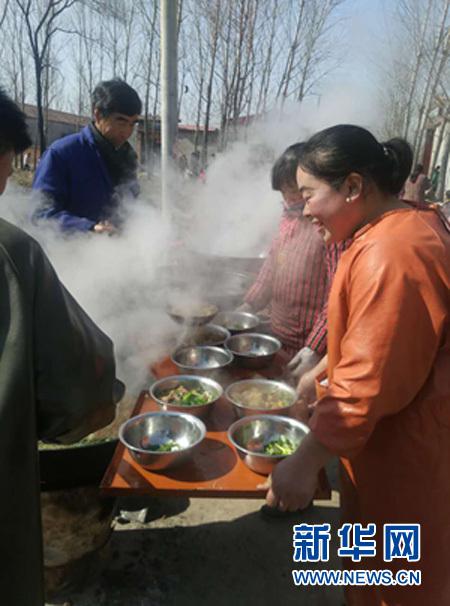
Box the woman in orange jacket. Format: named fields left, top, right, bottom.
left=265, top=125, right=450, bottom=606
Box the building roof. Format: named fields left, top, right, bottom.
left=178, top=123, right=218, bottom=133
left=23, top=103, right=218, bottom=133
left=23, top=103, right=90, bottom=126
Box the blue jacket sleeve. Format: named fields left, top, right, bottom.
left=32, top=149, right=96, bottom=232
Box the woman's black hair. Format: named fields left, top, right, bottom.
left=410, top=163, right=424, bottom=183
left=0, top=88, right=32, bottom=154
left=92, top=78, right=142, bottom=117
left=271, top=142, right=305, bottom=191
left=298, top=124, right=413, bottom=195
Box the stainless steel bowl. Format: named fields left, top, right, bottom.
left=228, top=414, right=309, bottom=475
left=167, top=303, right=218, bottom=326
left=225, top=379, right=297, bottom=417
left=224, top=333, right=281, bottom=369
left=150, top=374, right=223, bottom=419
left=179, top=324, right=231, bottom=347
left=171, top=346, right=234, bottom=379
left=214, top=311, right=260, bottom=334
left=119, top=411, right=206, bottom=471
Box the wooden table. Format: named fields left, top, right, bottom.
left=100, top=353, right=331, bottom=499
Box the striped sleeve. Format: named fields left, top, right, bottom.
left=244, top=242, right=276, bottom=310
left=304, top=240, right=352, bottom=355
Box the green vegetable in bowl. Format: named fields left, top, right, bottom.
left=161, top=385, right=212, bottom=406
left=264, top=436, right=297, bottom=456
left=145, top=440, right=181, bottom=453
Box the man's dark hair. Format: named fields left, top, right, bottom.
left=271, top=143, right=305, bottom=191
left=92, top=78, right=142, bottom=117
left=0, top=88, right=32, bottom=154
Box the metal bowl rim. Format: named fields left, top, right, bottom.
left=182, top=324, right=232, bottom=346
left=167, top=303, right=219, bottom=318
left=119, top=411, right=206, bottom=456
left=200, top=323, right=232, bottom=338
left=149, top=374, right=224, bottom=408
left=225, top=379, right=297, bottom=411
left=224, top=333, right=282, bottom=357
left=227, top=414, right=309, bottom=458
left=171, top=345, right=234, bottom=369
left=214, top=311, right=260, bottom=328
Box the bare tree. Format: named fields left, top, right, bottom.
left=0, top=0, right=10, bottom=29
left=15, top=0, right=77, bottom=154
left=135, top=0, right=160, bottom=171
left=255, top=1, right=279, bottom=115
left=380, top=0, right=450, bottom=168
left=72, top=1, right=103, bottom=116
left=402, top=0, right=434, bottom=139
left=1, top=5, right=30, bottom=109
left=202, top=0, right=221, bottom=163
left=413, top=1, right=450, bottom=156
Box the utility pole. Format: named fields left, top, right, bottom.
left=160, top=0, right=178, bottom=221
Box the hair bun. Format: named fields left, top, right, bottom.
left=381, top=138, right=413, bottom=195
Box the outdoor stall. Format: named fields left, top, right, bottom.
left=101, top=342, right=331, bottom=501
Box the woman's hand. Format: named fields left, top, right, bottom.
left=265, top=451, right=318, bottom=511
left=263, top=432, right=333, bottom=511
left=93, top=220, right=116, bottom=234
left=297, top=368, right=318, bottom=406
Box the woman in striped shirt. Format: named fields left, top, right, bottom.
left=241, top=144, right=347, bottom=379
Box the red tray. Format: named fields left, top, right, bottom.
left=100, top=354, right=331, bottom=499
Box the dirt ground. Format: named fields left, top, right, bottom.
left=45, top=463, right=344, bottom=606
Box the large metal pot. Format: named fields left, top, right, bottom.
left=39, top=396, right=135, bottom=599
left=39, top=439, right=117, bottom=491
left=42, top=485, right=115, bottom=599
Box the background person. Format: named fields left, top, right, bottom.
left=32, top=78, right=142, bottom=233
left=402, top=162, right=430, bottom=204
left=430, top=164, right=440, bottom=196
left=266, top=124, right=450, bottom=605
left=0, top=89, right=124, bottom=606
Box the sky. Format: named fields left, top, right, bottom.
left=53, top=0, right=395, bottom=127
left=0, top=0, right=407, bottom=396
left=322, top=0, right=391, bottom=106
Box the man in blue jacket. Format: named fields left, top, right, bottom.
left=33, top=78, right=142, bottom=233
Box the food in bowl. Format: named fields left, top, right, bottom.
left=234, top=386, right=291, bottom=409
left=168, top=303, right=219, bottom=326
left=170, top=303, right=217, bottom=317
left=263, top=436, right=297, bottom=455
left=180, top=324, right=230, bottom=347
left=150, top=375, right=223, bottom=419
left=226, top=379, right=296, bottom=417
left=160, top=385, right=213, bottom=407
left=119, top=411, right=207, bottom=470
left=141, top=439, right=181, bottom=452
left=227, top=414, right=308, bottom=474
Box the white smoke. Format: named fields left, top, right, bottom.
left=2, top=88, right=384, bottom=394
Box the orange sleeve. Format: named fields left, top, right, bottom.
left=309, top=242, right=447, bottom=458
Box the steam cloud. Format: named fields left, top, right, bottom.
left=1, top=90, right=382, bottom=395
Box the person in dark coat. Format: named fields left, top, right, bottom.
left=0, top=89, right=124, bottom=606
left=32, top=78, right=142, bottom=233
